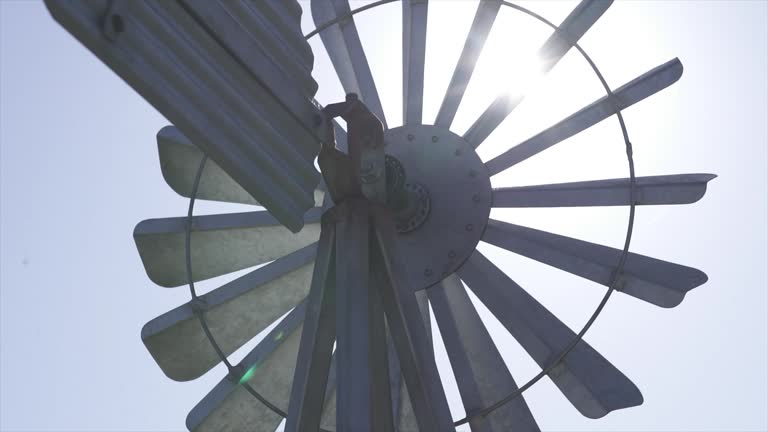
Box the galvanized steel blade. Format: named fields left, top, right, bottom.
left=142, top=244, right=316, bottom=382
left=463, top=0, right=612, bottom=149
left=334, top=200, right=394, bottom=431
left=134, top=209, right=322, bottom=287
left=311, top=0, right=388, bottom=128
left=429, top=274, right=540, bottom=432
left=483, top=219, right=708, bottom=307
left=285, top=219, right=337, bottom=432
left=372, top=211, right=454, bottom=432
left=157, top=126, right=325, bottom=206
left=434, top=0, right=501, bottom=128
left=458, top=251, right=643, bottom=418
left=403, top=0, right=428, bottom=124
left=486, top=58, right=684, bottom=177
left=44, top=0, right=322, bottom=231
left=492, top=174, right=717, bottom=207
left=186, top=302, right=307, bottom=432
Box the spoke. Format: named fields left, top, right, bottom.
left=486, top=58, right=684, bottom=177
left=429, top=274, right=540, bottom=432
left=286, top=219, right=337, bottom=432
left=311, top=0, right=387, bottom=127
left=134, top=209, right=321, bottom=287
left=463, top=0, right=612, bottom=148
left=403, top=0, right=428, bottom=124
left=186, top=302, right=307, bottom=432
left=157, top=126, right=324, bottom=206
left=143, top=244, right=316, bottom=382
left=483, top=219, right=708, bottom=308
left=434, top=0, right=502, bottom=128
left=493, top=174, right=716, bottom=207
left=458, top=251, right=643, bottom=418
left=395, top=290, right=431, bottom=431
left=372, top=210, right=454, bottom=432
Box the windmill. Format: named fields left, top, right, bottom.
left=44, top=0, right=715, bottom=431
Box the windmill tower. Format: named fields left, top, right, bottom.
left=45, top=0, right=715, bottom=430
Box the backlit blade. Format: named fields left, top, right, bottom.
left=142, top=244, right=315, bottom=382
left=44, top=0, right=322, bottom=231
left=463, top=0, right=612, bottom=148
left=158, top=126, right=324, bottom=206
left=486, top=58, right=684, bottom=176
left=430, top=274, right=540, bottom=432
left=403, top=0, right=428, bottom=124
left=186, top=302, right=336, bottom=432
left=311, top=0, right=387, bottom=127
left=493, top=174, right=716, bottom=207
left=483, top=220, right=708, bottom=307
left=434, top=0, right=501, bottom=128
left=458, top=251, right=643, bottom=418
left=134, top=209, right=322, bottom=287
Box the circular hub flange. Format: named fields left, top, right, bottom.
left=385, top=125, right=492, bottom=290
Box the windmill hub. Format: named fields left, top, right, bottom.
left=385, top=124, right=492, bottom=290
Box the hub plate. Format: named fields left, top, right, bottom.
left=385, top=125, right=492, bottom=290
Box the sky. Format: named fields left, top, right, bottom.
left=1, top=0, right=767, bottom=431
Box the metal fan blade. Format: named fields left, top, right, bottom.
left=434, top=0, right=501, bottom=128
left=157, top=126, right=325, bottom=206
left=186, top=302, right=336, bottom=432
left=493, top=174, right=717, bottom=207
left=312, top=0, right=387, bottom=127
left=430, top=274, right=540, bottom=432
left=44, top=0, right=322, bottom=232
left=483, top=220, right=708, bottom=308
left=458, top=251, right=643, bottom=418
left=486, top=58, right=684, bottom=176
left=134, top=209, right=322, bottom=288
left=463, top=0, right=612, bottom=149
left=142, top=244, right=315, bottom=382
left=403, top=0, right=428, bottom=124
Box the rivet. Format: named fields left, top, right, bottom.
left=424, top=268, right=433, bottom=277
left=407, top=134, right=414, bottom=141
left=448, top=250, right=456, bottom=259
left=472, top=194, right=481, bottom=203
left=465, top=224, right=474, bottom=232
left=431, top=136, right=439, bottom=143
left=469, top=170, right=477, bottom=178
left=454, top=149, right=462, bottom=156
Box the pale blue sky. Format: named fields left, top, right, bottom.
left=1, top=0, right=766, bottom=431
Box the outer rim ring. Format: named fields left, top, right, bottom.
left=183, top=1, right=638, bottom=428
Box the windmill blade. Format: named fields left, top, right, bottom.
left=458, top=251, right=643, bottom=418
left=311, top=0, right=387, bottom=127
left=134, top=209, right=322, bottom=287
left=429, top=274, right=540, bottom=432
left=44, top=0, right=322, bottom=232
left=142, top=244, right=316, bottom=382
left=486, top=58, right=684, bottom=177
left=158, top=126, right=325, bottom=206
left=483, top=220, right=708, bottom=308
left=395, top=290, right=431, bottom=432
left=463, top=0, right=612, bottom=149
left=493, top=174, right=717, bottom=208
left=186, top=302, right=339, bottom=432
left=403, top=0, right=428, bottom=124
left=434, top=0, right=502, bottom=128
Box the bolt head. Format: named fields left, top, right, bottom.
left=472, top=194, right=481, bottom=203
left=407, top=134, right=414, bottom=141
left=424, top=268, right=433, bottom=277
left=448, top=250, right=456, bottom=259
left=465, top=224, right=474, bottom=232
left=431, top=136, right=439, bottom=143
